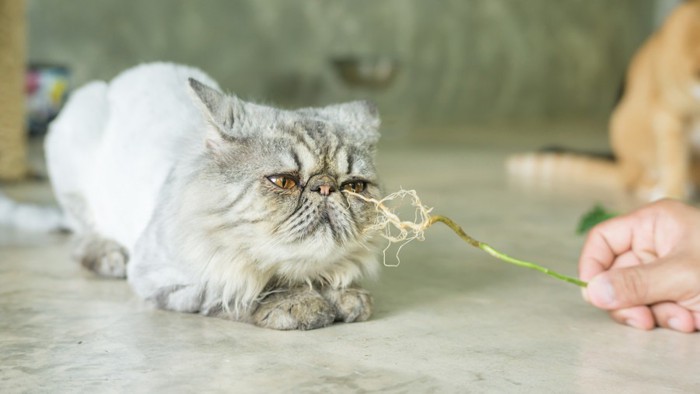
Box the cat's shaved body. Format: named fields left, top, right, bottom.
left=46, top=63, right=382, bottom=330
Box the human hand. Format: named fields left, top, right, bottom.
left=579, top=199, right=700, bottom=332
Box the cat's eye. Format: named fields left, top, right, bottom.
left=268, top=175, right=298, bottom=190
left=341, top=181, right=367, bottom=193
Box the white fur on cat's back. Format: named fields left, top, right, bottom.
left=45, top=63, right=218, bottom=251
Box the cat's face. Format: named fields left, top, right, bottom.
left=215, top=120, right=382, bottom=255
left=188, top=79, right=382, bottom=272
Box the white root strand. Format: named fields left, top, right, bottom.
left=346, top=189, right=433, bottom=267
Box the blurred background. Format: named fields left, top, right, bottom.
left=0, top=0, right=682, bottom=180
left=6, top=3, right=700, bottom=391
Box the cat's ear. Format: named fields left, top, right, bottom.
left=321, top=100, right=381, bottom=142
left=332, top=100, right=380, bottom=129
left=188, top=78, right=243, bottom=147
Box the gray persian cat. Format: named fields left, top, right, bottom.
left=44, top=63, right=382, bottom=330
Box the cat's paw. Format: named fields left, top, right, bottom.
left=74, top=236, right=128, bottom=278
left=94, top=249, right=128, bottom=278
left=252, top=289, right=335, bottom=330
left=321, top=287, right=373, bottom=323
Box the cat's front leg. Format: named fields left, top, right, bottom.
left=320, top=286, right=373, bottom=323
left=251, top=288, right=335, bottom=330
left=73, top=234, right=128, bottom=278
left=652, top=108, right=691, bottom=200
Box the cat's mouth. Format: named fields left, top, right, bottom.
left=311, top=204, right=351, bottom=244
left=319, top=210, right=331, bottom=224
left=276, top=197, right=355, bottom=245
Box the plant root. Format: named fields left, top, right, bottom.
left=346, top=189, right=587, bottom=287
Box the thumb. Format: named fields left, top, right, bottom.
left=586, top=258, right=687, bottom=309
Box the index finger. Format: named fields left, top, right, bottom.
left=578, top=213, right=637, bottom=281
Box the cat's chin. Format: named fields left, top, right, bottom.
left=279, top=234, right=358, bottom=263
left=249, top=232, right=376, bottom=277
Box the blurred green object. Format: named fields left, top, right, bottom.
left=576, top=204, right=617, bottom=235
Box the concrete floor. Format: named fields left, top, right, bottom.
left=2, top=125, right=699, bottom=393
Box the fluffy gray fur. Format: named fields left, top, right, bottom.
left=119, top=75, right=383, bottom=330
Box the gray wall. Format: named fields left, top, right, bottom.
left=27, top=0, right=655, bottom=133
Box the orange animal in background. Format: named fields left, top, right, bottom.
left=508, top=0, right=700, bottom=201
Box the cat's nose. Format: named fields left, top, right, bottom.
left=309, top=175, right=337, bottom=196
left=318, top=185, right=332, bottom=196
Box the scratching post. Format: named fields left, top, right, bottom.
left=0, top=0, right=27, bottom=180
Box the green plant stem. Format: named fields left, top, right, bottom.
left=428, top=215, right=588, bottom=288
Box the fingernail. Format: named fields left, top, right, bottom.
left=580, top=288, right=590, bottom=303
left=668, top=318, right=683, bottom=332
left=589, top=276, right=616, bottom=307
left=625, top=319, right=644, bottom=329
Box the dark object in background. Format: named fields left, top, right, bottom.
left=26, top=63, right=70, bottom=136
left=539, top=145, right=616, bottom=161
left=331, top=56, right=399, bottom=90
